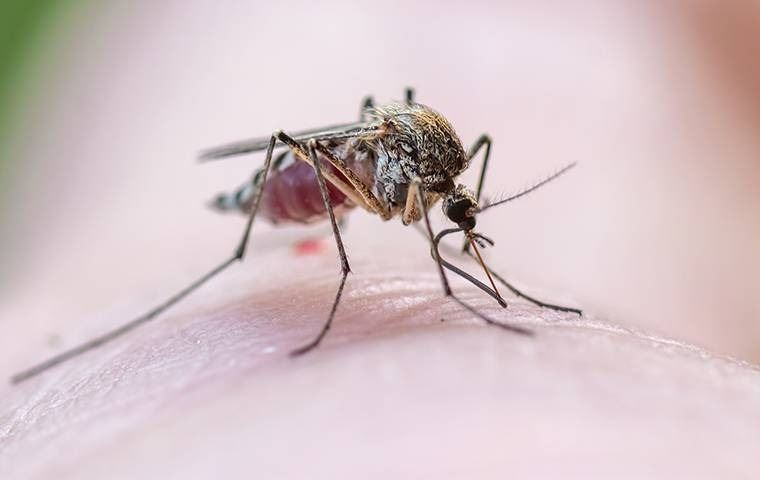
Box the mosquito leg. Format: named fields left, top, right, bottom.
left=462, top=133, right=492, bottom=253
left=410, top=215, right=580, bottom=315
left=274, top=133, right=375, bottom=213
left=468, top=134, right=492, bottom=204
left=417, top=223, right=580, bottom=315
left=11, top=131, right=291, bottom=384
left=476, top=259, right=582, bottom=315
left=361, top=87, right=413, bottom=120
left=290, top=139, right=352, bottom=356
left=359, top=95, right=374, bottom=121
left=404, top=87, right=415, bottom=105
left=413, top=180, right=530, bottom=336
left=461, top=232, right=580, bottom=314
left=410, top=180, right=446, bottom=289
left=411, top=223, right=465, bottom=259
left=312, top=141, right=392, bottom=220
left=402, top=178, right=424, bottom=225
left=404, top=183, right=505, bottom=308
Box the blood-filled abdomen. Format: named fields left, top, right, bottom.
left=212, top=155, right=355, bottom=224
left=259, top=159, right=352, bottom=224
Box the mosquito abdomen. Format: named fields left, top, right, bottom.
left=261, top=160, right=353, bottom=223
left=213, top=158, right=353, bottom=224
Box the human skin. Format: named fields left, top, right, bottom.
left=2, top=1, right=760, bottom=478
left=1, top=248, right=759, bottom=479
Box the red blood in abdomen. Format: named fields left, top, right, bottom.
left=259, top=159, right=352, bottom=224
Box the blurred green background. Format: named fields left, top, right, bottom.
left=0, top=0, right=86, bottom=223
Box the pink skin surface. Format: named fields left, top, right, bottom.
left=2, top=1, right=760, bottom=478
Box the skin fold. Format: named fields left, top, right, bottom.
left=2, top=1, right=760, bottom=478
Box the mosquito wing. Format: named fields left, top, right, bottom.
left=198, top=121, right=381, bottom=161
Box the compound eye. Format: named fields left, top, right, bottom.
left=446, top=199, right=471, bottom=223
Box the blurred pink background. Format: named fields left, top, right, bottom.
left=1, top=0, right=759, bottom=376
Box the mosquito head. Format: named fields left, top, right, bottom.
left=442, top=184, right=478, bottom=231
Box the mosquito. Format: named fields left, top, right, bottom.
left=11, top=87, right=580, bottom=384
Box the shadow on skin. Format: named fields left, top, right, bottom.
left=1, top=254, right=759, bottom=479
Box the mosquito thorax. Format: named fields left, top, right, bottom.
left=369, top=102, right=468, bottom=208
left=442, top=184, right=478, bottom=231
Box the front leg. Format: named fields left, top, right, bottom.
left=411, top=179, right=530, bottom=335
left=290, top=139, right=353, bottom=356
left=274, top=133, right=375, bottom=213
